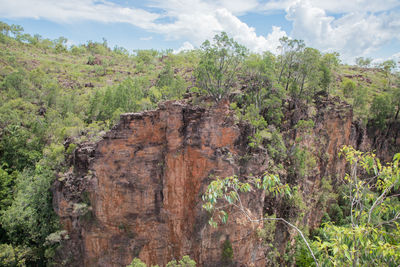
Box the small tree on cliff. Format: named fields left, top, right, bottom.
left=195, top=32, right=248, bottom=102
left=202, top=174, right=320, bottom=266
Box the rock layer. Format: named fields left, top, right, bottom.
left=53, top=100, right=267, bottom=266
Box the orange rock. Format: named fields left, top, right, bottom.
left=53, top=100, right=267, bottom=266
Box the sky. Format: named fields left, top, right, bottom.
left=0, top=0, right=399, bottom=64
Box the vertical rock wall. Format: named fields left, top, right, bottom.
left=53, top=96, right=395, bottom=266
left=53, top=101, right=267, bottom=266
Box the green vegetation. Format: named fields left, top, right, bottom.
left=0, top=21, right=193, bottom=265
left=313, top=146, right=400, bottom=266
left=127, top=255, right=196, bottom=267
left=195, top=32, right=248, bottom=101
left=221, top=239, right=233, bottom=265
left=166, top=255, right=196, bottom=267
left=202, top=174, right=319, bottom=266
left=127, top=258, right=148, bottom=267
left=0, top=20, right=399, bottom=266
left=202, top=147, right=400, bottom=266
left=355, top=57, right=372, bottom=68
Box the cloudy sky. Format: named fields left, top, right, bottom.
left=0, top=0, right=399, bottom=63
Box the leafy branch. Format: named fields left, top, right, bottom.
left=202, top=174, right=320, bottom=267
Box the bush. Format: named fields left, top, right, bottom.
left=295, top=119, right=315, bottom=134
left=1, top=166, right=59, bottom=265
left=0, top=244, right=32, bottom=266
left=290, top=145, right=316, bottom=178
left=267, top=129, right=287, bottom=162
left=127, top=255, right=196, bottom=267
left=127, top=258, right=147, bottom=267
left=342, top=78, right=356, bottom=98
left=370, top=93, right=394, bottom=129
left=221, top=239, right=233, bottom=265
left=166, top=255, right=196, bottom=267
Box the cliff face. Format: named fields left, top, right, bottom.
left=53, top=96, right=396, bottom=266
left=53, top=100, right=267, bottom=266
left=261, top=96, right=355, bottom=256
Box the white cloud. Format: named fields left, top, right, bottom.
left=308, top=0, right=400, bottom=14
left=284, top=1, right=400, bottom=61
left=0, top=0, right=284, bottom=53
left=260, top=0, right=400, bottom=14
left=145, top=1, right=287, bottom=52
left=149, top=0, right=259, bottom=16
left=215, top=9, right=286, bottom=53
left=0, top=0, right=159, bottom=28
left=139, top=36, right=153, bottom=41
left=391, top=52, right=400, bottom=60
left=173, top=41, right=195, bottom=54
left=260, top=0, right=294, bottom=11
left=146, top=1, right=287, bottom=53
left=212, top=0, right=259, bottom=15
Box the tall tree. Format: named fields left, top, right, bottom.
left=195, top=32, right=248, bottom=101
left=277, top=37, right=305, bottom=91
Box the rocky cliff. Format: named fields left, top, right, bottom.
left=53, top=100, right=268, bottom=266
left=53, top=96, right=399, bottom=266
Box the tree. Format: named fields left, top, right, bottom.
left=0, top=21, right=11, bottom=36
left=1, top=69, right=29, bottom=98
left=10, top=24, right=24, bottom=39
left=53, top=37, right=68, bottom=53
left=297, top=47, right=321, bottom=98
left=342, top=78, right=356, bottom=98
left=127, top=258, right=147, bottom=267
left=390, top=77, right=400, bottom=122
left=202, top=174, right=319, bottom=266
left=195, top=32, right=248, bottom=101
left=276, top=38, right=337, bottom=100
left=380, top=60, right=397, bottom=87
left=314, top=146, right=400, bottom=266
left=0, top=244, right=32, bottom=266
left=355, top=57, right=372, bottom=68
left=0, top=166, right=17, bottom=211
left=319, top=52, right=339, bottom=93
left=166, top=255, right=196, bottom=267
left=242, top=52, right=277, bottom=110
left=0, top=99, right=45, bottom=171
left=277, top=37, right=305, bottom=92
left=370, top=93, right=394, bottom=129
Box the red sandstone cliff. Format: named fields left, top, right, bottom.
left=53, top=96, right=396, bottom=266
left=53, top=100, right=267, bottom=266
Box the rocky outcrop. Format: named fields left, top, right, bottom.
left=260, top=96, right=355, bottom=257
left=53, top=100, right=268, bottom=266
left=53, top=96, right=398, bottom=266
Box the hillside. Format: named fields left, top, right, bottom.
left=0, top=22, right=399, bottom=266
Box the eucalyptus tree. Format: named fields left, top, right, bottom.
left=195, top=32, right=248, bottom=101
left=355, top=57, right=372, bottom=68
left=277, top=37, right=305, bottom=91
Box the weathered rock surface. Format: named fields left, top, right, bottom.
left=53, top=100, right=268, bottom=266
left=53, top=96, right=399, bottom=266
